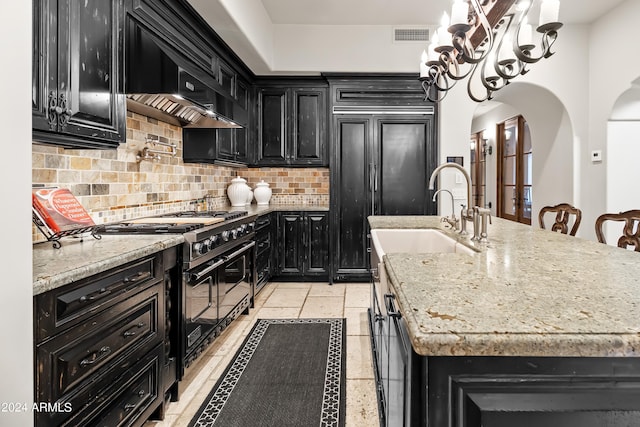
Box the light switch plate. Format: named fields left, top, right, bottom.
left=591, top=150, right=603, bottom=162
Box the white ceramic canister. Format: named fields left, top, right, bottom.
left=227, top=177, right=250, bottom=207
left=253, top=180, right=272, bottom=205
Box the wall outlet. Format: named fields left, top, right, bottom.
left=591, top=150, right=603, bottom=163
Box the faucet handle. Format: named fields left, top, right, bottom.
left=478, top=207, right=492, bottom=224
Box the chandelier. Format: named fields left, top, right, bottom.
left=419, top=0, right=562, bottom=102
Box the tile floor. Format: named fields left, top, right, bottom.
left=145, top=281, right=380, bottom=427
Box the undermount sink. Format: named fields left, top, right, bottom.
left=370, top=228, right=476, bottom=257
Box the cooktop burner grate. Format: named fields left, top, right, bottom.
left=95, top=222, right=205, bottom=234
left=158, top=210, right=248, bottom=220
left=94, top=210, right=249, bottom=235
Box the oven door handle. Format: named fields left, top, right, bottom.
left=223, top=241, right=256, bottom=261
left=189, top=258, right=226, bottom=282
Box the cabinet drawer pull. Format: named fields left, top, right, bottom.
left=79, top=287, right=112, bottom=303
left=124, top=403, right=137, bottom=412
left=123, top=322, right=146, bottom=338
left=123, top=271, right=152, bottom=283
left=384, top=293, right=402, bottom=318
left=80, top=346, right=111, bottom=367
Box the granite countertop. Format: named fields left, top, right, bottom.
left=368, top=215, right=640, bottom=358
left=33, top=234, right=184, bottom=296
left=33, top=203, right=328, bottom=296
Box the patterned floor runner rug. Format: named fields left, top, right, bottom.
left=188, top=318, right=346, bottom=427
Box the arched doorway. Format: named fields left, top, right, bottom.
left=470, top=82, right=576, bottom=230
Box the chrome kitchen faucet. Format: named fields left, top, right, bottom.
left=428, top=162, right=478, bottom=237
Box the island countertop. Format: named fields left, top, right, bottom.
left=368, top=215, right=640, bottom=357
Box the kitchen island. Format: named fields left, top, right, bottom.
left=368, top=215, right=640, bottom=427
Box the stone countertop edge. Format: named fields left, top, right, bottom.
left=368, top=215, right=640, bottom=358
left=33, top=234, right=184, bottom=296
left=244, top=204, right=330, bottom=215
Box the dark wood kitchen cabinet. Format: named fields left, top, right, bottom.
left=276, top=211, right=329, bottom=280
left=255, top=212, right=275, bottom=294
left=256, top=83, right=328, bottom=166
left=32, top=0, right=126, bottom=149
left=183, top=127, right=249, bottom=166
left=371, top=290, right=640, bottom=426
left=34, top=247, right=179, bottom=427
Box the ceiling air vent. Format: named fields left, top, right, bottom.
left=393, top=27, right=430, bottom=43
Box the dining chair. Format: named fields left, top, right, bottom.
left=538, top=203, right=582, bottom=236
left=595, top=209, right=640, bottom=251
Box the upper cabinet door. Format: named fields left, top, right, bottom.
left=218, top=59, right=236, bottom=99
left=291, top=88, right=327, bottom=166
left=256, top=84, right=328, bottom=167
left=258, top=88, right=288, bottom=164
left=33, top=0, right=125, bottom=148
left=32, top=0, right=56, bottom=132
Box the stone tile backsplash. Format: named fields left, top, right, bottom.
left=32, top=111, right=329, bottom=242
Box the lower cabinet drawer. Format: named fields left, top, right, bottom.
left=36, top=343, right=163, bottom=427
left=36, top=288, right=161, bottom=402
left=83, top=343, right=163, bottom=427
left=35, top=253, right=162, bottom=342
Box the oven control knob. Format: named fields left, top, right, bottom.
left=230, top=229, right=239, bottom=239
left=208, top=235, right=219, bottom=249
left=238, top=224, right=247, bottom=235
left=221, top=230, right=230, bottom=242
left=193, top=242, right=204, bottom=256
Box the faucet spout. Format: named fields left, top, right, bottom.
left=432, top=189, right=458, bottom=230
left=432, top=188, right=455, bottom=213
left=428, top=162, right=472, bottom=210
left=429, top=162, right=475, bottom=235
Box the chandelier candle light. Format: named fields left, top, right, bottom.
left=420, top=0, right=562, bottom=102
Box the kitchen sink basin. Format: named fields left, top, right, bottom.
left=370, top=228, right=476, bottom=257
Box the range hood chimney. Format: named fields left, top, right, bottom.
left=125, top=22, right=246, bottom=129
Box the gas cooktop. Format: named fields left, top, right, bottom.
left=94, top=210, right=248, bottom=234
left=157, top=210, right=248, bottom=221
left=95, top=222, right=205, bottom=233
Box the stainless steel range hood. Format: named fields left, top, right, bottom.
left=125, top=22, right=246, bottom=129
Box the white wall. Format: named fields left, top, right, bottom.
left=586, top=0, right=640, bottom=240
left=188, top=0, right=276, bottom=74
left=273, top=24, right=429, bottom=73
left=605, top=121, right=640, bottom=245
left=0, top=1, right=33, bottom=425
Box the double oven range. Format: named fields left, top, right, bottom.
left=96, top=210, right=257, bottom=381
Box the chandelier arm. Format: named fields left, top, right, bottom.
left=541, top=29, right=560, bottom=58
left=431, top=66, right=453, bottom=92
left=492, top=14, right=527, bottom=81
left=479, top=57, right=508, bottom=93
left=466, top=64, right=494, bottom=103
left=422, top=79, right=449, bottom=102
left=444, top=52, right=475, bottom=82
